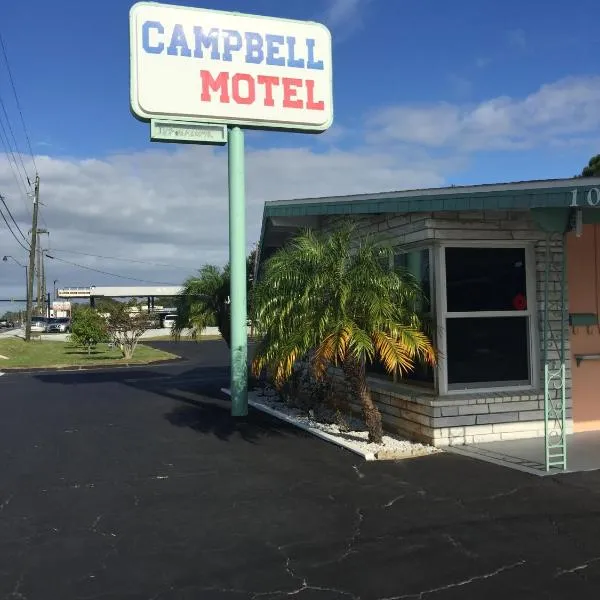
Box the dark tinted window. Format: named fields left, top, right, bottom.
left=445, top=248, right=527, bottom=312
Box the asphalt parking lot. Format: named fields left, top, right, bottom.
left=2, top=340, right=600, bottom=599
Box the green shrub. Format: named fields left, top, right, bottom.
left=69, top=308, right=108, bottom=354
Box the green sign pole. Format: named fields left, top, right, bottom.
left=228, top=125, right=248, bottom=417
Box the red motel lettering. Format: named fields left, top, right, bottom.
left=200, top=70, right=325, bottom=111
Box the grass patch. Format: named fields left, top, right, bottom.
left=0, top=337, right=178, bottom=369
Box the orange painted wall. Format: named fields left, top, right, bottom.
left=567, top=224, right=600, bottom=432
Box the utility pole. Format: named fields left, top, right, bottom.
left=25, top=175, right=39, bottom=341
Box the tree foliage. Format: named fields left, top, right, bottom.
left=172, top=264, right=231, bottom=344
left=252, top=224, right=436, bottom=443
left=582, top=154, right=600, bottom=177
left=173, top=249, right=257, bottom=347
left=69, top=307, right=108, bottom=355
left=105, top=301, right=152, bottom=359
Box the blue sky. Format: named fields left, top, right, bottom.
left=1, top=0, right=599, bottom=300
left=4, top=0, right=599, bottom=176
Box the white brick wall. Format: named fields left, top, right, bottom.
left=324, top=210, right=570, bottom=446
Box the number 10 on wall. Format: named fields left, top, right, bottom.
left=571, top=188, right=600, bottom=207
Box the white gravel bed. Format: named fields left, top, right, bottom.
left=240, top=388, right=442, bottom=461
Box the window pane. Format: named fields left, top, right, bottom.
left=446, top=316, right=530, bottom=386
left=445, top=247, right=527, bottom=312
left=395, top=249, right=431, bottom=313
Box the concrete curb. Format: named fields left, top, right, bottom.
left=0, top=356, right=185, bottom=375
left=220, top=388, right=375, bottom=461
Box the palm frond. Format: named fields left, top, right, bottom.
left=252, top=222, right=436, bottom=385
left=371, top=331, right=414, bottom=374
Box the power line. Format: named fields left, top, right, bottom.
left=0, top=204, right=29, bottom=252
left=0, top=28, right=37, bottom=173
left=0, top=95, right=31, bottom=184
left=45, top=254, right=179, bottom=285
left=48, top=248, right=191, bottom=269
left=0, top=116, right=29, bottom=196
left=0, top=193, right=28, bottom=244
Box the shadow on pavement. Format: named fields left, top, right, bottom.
left=163, top=403, right=290, bottom=444
left=33, top=358, right=297, bottom=444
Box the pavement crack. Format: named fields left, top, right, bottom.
left=472, top=487, right=522, bottom=502
left=383, top=495, right=405, bottom=508
left=341, top=507, right=364, bottom=562
left=254, top=583, right=360, bottom=599
left=310, top=507, right=364, bottom=568
left=0, top=494, right=13, bottom=511
left=199, top=586, right=250, bottom=597
left=269, top=542, right=305, bottom=586
left=485, top=487, right=520, bottom=500
left=380, top=560, right=526, bottom=599
left=5, top=574, right=26, bottom=599
left=555, top=556, right=600, bottom=577
left=90, top=515, right=103, bottom=532
left=265, top=537, right=361, bottom=599
left=352, top=465, right=365, bottom=479
left=443, top=534, right=478, bottom=559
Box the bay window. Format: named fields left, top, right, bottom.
left=437, top=244, right=537, bottom=393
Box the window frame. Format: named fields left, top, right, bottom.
left=434, top=241, right=539, bottom=395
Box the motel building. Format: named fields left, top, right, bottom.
left=256, top=176, right=600, bottom=472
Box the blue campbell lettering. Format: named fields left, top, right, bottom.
left=140, top=22, right=326, bottom=71
left=142, top=21, right=164, bottom=54
left=167, top=24, right=192, bottom=57
left=193, top=26, right=220, bottom=59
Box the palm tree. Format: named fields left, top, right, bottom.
left=172, top=265, right=231, bottom=345
left=172, top=250, right=257, bottom=347
left=252, top=224, right=436, bottom=443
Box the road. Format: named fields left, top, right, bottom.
left=2, top=341, right=600, bottom=599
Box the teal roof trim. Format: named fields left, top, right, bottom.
left=263, top=178, right=600, bottom=219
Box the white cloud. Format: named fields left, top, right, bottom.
left=367, top=76, right=600, bottom=150
left=0, top=143, right=449, bottom=301
left=3, top=74, right=599, bottom=305
left=322, top=0, right=370, bottom=40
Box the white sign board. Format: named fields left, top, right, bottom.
left=130, top=2, right=333, bottom=132
left=52, top=301, right=71, bottom=311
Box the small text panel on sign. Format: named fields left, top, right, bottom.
left=150, top=120, right=227, bottom=144
left=130, top=2, right=333, bottom=132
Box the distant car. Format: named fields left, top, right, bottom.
left=30, top=317, right=48, bottom=333
left=46, top=317, right=71, bottom=333
left=0, top=320, right=14, bottom=329
left=162, top=314, right=177, bottom=328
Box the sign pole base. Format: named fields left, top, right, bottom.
left=228, top=126, right=248, bottom=417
